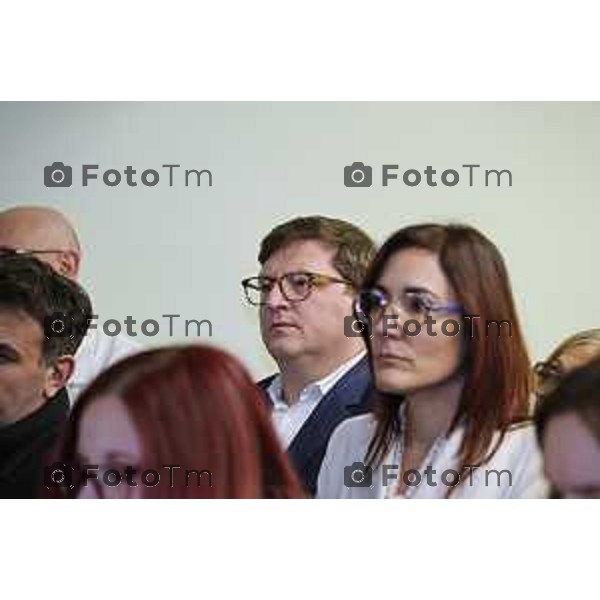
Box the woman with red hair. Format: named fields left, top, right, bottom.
left=48, top=345, right=305, bottom=498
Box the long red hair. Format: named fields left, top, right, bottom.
left=52, top=345, right=305, bottom=498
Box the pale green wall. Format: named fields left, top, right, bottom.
left=1, top=102, right=598, bottom=377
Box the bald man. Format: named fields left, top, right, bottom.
left=0, top=206, right=142, bottom=402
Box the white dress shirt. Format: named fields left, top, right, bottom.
left=67, top=328, right=143, bottom=404
left=317, top=412, right=549, bottom=499
left=267, top=351, right=366, bottom=448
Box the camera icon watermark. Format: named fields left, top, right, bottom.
left=344, top=462, right=373, bottom=487
left=343, top=314, right=373, bottom=338
left=43, top=312, right=75, bottom=340
left=344, top=162, right=372, bottom=187
left=43, top=305, right=97, bottom=351
left=44, top=162, right=73, bottom=187
left=44, top=462, right=74, bottom=488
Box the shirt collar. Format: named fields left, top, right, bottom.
left=267, top=350, right=366, bottom=408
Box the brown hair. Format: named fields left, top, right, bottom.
left=50, top=345, right=305, bottom=498
left=534, top=329, right=600, bottom=400
left=362, top=224, right=532, bottom=476
left=535, top=356, right=600, bottom=446
left=258, top=216, right=376, bottom=288
left=0, top=253, right=91, bottom=361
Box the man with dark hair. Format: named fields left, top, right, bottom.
left=0, top=253, right=91, bottom=498
left=242, top=215, right=376, bottom=495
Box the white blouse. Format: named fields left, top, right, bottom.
left=316, top=413, right=549, bottom=499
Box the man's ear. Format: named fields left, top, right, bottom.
left=57, top=250, right=81, bottom=280
left=43, top=355, right=76, bottom=399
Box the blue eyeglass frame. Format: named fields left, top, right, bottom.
left=354, top=288, right=464, bottom=321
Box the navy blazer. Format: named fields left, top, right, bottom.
left=258, top=356, right=374, bottom=496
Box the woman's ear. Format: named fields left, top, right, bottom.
left=43, top=356, right=76, bottom=399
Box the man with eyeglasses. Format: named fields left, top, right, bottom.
left=242, top=216, right=377, bottom=495
left=0, top=206, right=141, bottom=403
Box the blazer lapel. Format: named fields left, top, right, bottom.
left=287, top=357, right=373, bottom=490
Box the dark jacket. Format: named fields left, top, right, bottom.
left=258, top=356, right=373, bottom=496
left=0, top=389, right=70, bottom=499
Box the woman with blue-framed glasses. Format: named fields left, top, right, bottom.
left=317, top=223, right=548, bottom=499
